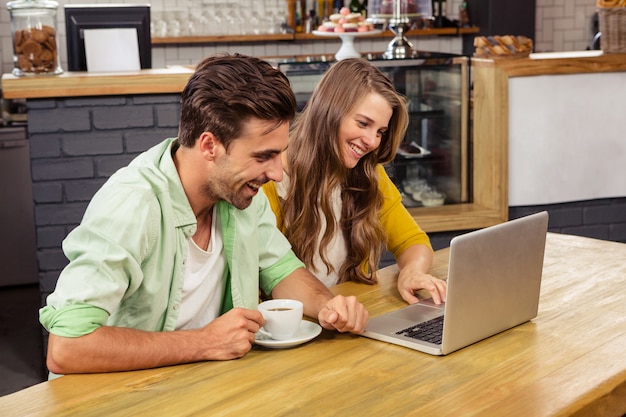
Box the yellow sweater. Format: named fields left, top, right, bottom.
left=262, top=165, right=432, bottom=262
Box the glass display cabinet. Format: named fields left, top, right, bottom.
left=267, top=52, right=507, bottom=232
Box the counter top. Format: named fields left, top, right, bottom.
left=1, top=49, right=461, bottom=100
left=471, top=50, right=626, bottom=77
left=1, top=66, right=195, bottom=100
left=4, top=51, right=626, bottom=100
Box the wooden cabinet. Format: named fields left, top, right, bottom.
left=472, top=51, right=626, bottom=208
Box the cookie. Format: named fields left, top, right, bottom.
left=12, top=24, right=58, bottom=73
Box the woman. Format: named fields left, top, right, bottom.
left=263, top=58, right=446, bottom=305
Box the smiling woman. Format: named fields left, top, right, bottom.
left=262, top=58, right=446, bottom=307
left=337, top=91, right=392, bottom=169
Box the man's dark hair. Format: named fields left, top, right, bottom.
left=178, top=53, right=297, bottom=150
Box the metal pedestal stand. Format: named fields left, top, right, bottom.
left=384, top=17, right=414, bottom=59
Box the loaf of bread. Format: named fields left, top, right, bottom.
left=596, top=0, right=626, bottom=7
left=473, top=35, right=533, bottom=58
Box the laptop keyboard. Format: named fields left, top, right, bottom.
left=396, top=315, right=444, bottom=344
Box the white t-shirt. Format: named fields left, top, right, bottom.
left=175, top=209, right=226, bottom=330
left=275, top=174, right=347, bottom=287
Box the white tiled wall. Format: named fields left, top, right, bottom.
left=0, top=0, right=600, bottom=78
left=535, top=0, right=598, bottom=52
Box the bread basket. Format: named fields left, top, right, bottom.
left=597, top=0, right=626, bottom=53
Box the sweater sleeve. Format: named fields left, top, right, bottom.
left=261, top=181, right=285, bottom=232
left=377, top=165, right=433, bottom=258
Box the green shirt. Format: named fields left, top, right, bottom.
left=40, top=138, right=304, bottom=337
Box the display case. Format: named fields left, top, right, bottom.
left=268, top=51, right=506, bottom=233
left=1, top=53, right=507, bottom=234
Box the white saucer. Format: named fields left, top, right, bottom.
left=255, top=320, right=322, bottom=349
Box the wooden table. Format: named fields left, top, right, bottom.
left=1, top=233, right=625, bottom=416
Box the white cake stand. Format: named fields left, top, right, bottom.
left=312, top=30, right=382, bottom=60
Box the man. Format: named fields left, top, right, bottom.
left=40, top=54, right=369, bottom=375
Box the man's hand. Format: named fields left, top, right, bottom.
left=198, top=308, right=265, bottom=360
left=317, top=295, right=369, bottom=334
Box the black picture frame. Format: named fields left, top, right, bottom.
left=64, top=4, right=152, bottom=72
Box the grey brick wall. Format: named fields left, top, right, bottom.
left=381, top=200, right=626, bottom=267
left=27, top=95, right=180, bottom=301
left=509, top=199, right=626, bottom=243
left=426, top=199, right=626, bottom=252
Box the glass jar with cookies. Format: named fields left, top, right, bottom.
left=7, top=0, right=63, bottom=76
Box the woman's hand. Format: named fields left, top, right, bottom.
left=397, top=266, right=447, bottom=305
left=395, top=244, right=446, bottom=305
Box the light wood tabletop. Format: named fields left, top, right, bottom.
left=1, top=232, right=624, bottom=417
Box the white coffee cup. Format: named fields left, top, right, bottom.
left=258, top=299, right=303, bottom=340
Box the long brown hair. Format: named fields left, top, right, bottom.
left=281, top=58, right=408, bottom=284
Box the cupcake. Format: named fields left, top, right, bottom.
left=321, top=21, right=339, bottom=31
left=346, top=13, right=362, bottom=23
left=329, top=13, right=343, bottom=23
left=357, top=22, right=373, bottom=32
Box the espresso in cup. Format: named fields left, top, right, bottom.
left=258, top=299, right=303, bottom=340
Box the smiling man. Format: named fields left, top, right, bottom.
left=39, top=54, right=368, bottom=376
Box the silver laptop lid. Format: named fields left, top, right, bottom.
left=362, top=211, right=549, bottom=355
left=441, top=211, right=549, bottom=354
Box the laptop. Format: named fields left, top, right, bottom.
left=362, top=211, right=549, bottom=355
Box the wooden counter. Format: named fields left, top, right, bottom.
left=0, top=233, right=624, bottom=416
left=472, top=50, right=626, bottom=77
left=1, top=66, right=195, bottom=99
left=472, top=50, right=626, bottom=206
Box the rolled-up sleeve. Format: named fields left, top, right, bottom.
left=40, top=304, right=110, bottom=337
left=259, top=250, right=304, bottom=296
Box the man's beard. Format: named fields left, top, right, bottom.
left=202, top=180, right=260, bottom=211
